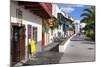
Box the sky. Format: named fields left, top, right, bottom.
left=56, top=3, right=92, bottom=21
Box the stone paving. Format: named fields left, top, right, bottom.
left=23, top=51, right=63, bottom=66
left=22, top=37, right=68, bottom=66
left=22, top=34, right=95, bottom=66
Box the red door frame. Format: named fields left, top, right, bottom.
left=42, top=32, right=45, bottom=48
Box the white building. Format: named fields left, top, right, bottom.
left=10, top=1, right=52, bottom=66
left=52, top=4, right=64, bottom=38
left=74, top=20, right=80, bottom=34
left=43, top=3, right=61, bottom=46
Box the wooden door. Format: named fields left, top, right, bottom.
left=11, top=25, right=25, bottom=65
left=19, top=26, right=25, bottom=61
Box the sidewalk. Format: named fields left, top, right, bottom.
left=22, top=36, right=73, bottom=66
left=23, top=51, right=63, bottom=66
left=22, top=37, right=67, bottom=66
left=59, top=34, right=95, bottom=63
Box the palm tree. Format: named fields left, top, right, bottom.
left=80, top=6, right=95, bottom=40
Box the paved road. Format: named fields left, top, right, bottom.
left=59, top=34, right=95, bottom=63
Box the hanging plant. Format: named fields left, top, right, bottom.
left=42, top=19, right=49, bottom=33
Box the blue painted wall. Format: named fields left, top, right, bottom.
left=36, top=41, right=42, bottom=52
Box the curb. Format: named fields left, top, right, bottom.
left=59, top=34, right=76, bottom=52
left=14, top=60, right=27, bottom=67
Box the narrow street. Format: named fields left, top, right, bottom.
left=10, top=2, right=95, bottom=67
left=59, top=34, right=95, bottom=63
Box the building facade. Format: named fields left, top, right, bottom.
left=74, top=20, right=80, bottom=34
left=10, top=1, right=52, bottom=66
left=10, top=1, right=74, bottom=66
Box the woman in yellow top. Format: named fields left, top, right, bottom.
left=29, top=38, right=36, bottom=58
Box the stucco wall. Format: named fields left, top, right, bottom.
left=11, top=1, right=42, bottom=59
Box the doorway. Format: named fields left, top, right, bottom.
left=33, top=27, right=37, bottom=44
left=11, top=24, right=25, bottom=65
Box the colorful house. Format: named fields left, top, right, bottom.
left=10, top=1, right=74, bottom=66
left=58, top=12, right=74, bottom=38
left=10, top=1, right=52, bottom=66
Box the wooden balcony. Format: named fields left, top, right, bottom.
left=18, top=1, right=52, bottom=18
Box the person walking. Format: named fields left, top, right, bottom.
left=28, top=38, right=36, bottom=60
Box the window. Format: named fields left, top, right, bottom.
left=16, top=9, right=23, bottom=23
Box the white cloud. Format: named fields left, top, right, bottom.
left=60, top=7, right=75, bottom=13
left=75, top=5, right=85, bottom=7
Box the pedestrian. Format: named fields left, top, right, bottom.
left=28, top=38, right=36, bottom=60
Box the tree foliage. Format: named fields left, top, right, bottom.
left=80, top=6, right=95, bottom=41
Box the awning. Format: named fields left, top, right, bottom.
left=18, top=1, right=52, bottom=18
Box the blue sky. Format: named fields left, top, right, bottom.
left=57, top=4, right=92, bottom=21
